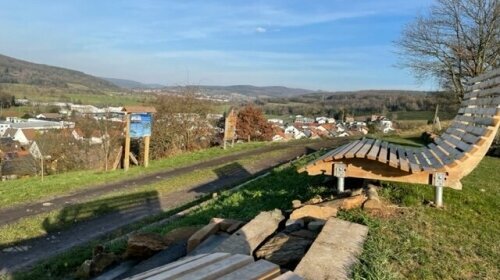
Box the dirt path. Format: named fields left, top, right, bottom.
left=0, top=139, right=344, bottom=273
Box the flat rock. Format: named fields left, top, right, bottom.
left=125, top=233, right=169, bottom=259
left=164, top=226, right=202, bottom=244
left=187, top=222, right=220, bottom=253
left=255, top=233, right=313, bottom=267
left=210, top=218, right=244, bottom=233
left=214, top=209, right=284, bottom=255
left=289, top=205, right=337, bottom=221
left=295, top=218, right=368, bottom=280
left=320, top=194, right=367, bottom=211
left=304, top=195, right=323, bottom=205
left=282, top=219, right=304, bottom=234
left=292, top=200, right=302, bottom=209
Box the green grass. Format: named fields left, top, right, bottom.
left=0, top=141, right=270, bottom=209
left=389, top=110, right=455, bottom=121
left=1, top=83, right=147, bottom=106
left=0, top=149, right=292, bottom=247
left=10, top=154, right=499, bottom=280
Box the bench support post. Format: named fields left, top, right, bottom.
left=432, top=172, right=446, bottom=207
left=333, top=163, right=347, bottom=194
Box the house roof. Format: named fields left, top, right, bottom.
left=3, top=128, right=17, bottom=138
left=37, top=113, right=62, bottom=119
left=21, top=129, right=38, bottom=141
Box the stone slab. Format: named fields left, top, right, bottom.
left=214, top=209, right=284, bottom=255
left=294, top=218, right=368, bottom=280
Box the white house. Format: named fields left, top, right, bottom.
left=0, top=121, right=11, bottom=135
left=3, top=128, right=37, bottom=145
left=268, top=118, right=284, bottom=125
left=284, top=125, right=306, bottom=139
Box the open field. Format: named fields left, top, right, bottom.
left=8, top=150, right=499, bottom=280
left=1, top=83, right=148, bottom=106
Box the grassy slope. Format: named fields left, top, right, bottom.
left=0, top=141, right=269, bottom=209
left=10, top=154, right=499, bottom=280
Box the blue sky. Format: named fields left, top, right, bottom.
left=0, top=0, right=437, bottom=91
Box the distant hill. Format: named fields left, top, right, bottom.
left=103, top=77, right=165, bottom=89
left=164, top=85, right=315, bottom=98
left=0, top=54, right=118, bottom=90
left=303, top=89, right=435, bottom=98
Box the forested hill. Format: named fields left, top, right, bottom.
left=0, top=54, right=119, bottom=90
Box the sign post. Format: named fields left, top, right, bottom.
left=122, top=106, right=156, bottom=171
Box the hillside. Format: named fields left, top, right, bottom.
left=0, top=54, right=118, bottom=91
left=103, top=77, right=165, bottom=89
left=163, top=84, right=315, bottom=99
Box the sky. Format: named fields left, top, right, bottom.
left=0, top=0, right=437, bottom=91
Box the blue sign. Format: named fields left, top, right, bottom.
left=130, top=113, right=152, bottom=138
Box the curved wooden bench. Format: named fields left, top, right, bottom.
left=302, top=68, right=500, bottom=206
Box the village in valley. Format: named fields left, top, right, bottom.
left=0, top=0, right=498, bottom=280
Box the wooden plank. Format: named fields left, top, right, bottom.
left=449, top=122, right=488, bottom=136
left=366, top=139, right=381, bottom=160
left=333, top=140, right=362, bottom=160
left=461, top=107, right=499, bottom=116
left=454, top=115, right=494, bottom=126
left=355, top=138, right=375, bottom=158
left=461, top=132, right=480, bottom=144
left=124, top=254, right=210, bottom=280
left=411, top=148, right=432, bottom=171
left=422, top=149, right=443, bottom=168
left=314, top=144, right=348, bottom=162
left=218, top=260, right=280, bottom=280
left=468, top=68, right=500, bottom=83
left=377, top=141, right=388, bottom=164
left=176, top=254, right=254, bottom=280
left=146, top=253, right=231, bottom=280
left=441, top=134, right=472, bottom=152
left=446, top=127, right=466, bottom=138
left=344, top=138, right=368, bottom=158
left=397, top=147, right=410, bottom=172
left=129, top=153, right=139, bottom=165
left=435, top=138, right=463, bottom=159
left=464, top=85, right=500, bottom=99
left=464, top=76, right=500, bottom=91
left=403, top=148, right=421, bottom=173
left=428, top=143, right=453, bottom=165
left=112, top=147, right=123, bottom=170
left=461, top=96, right=500, bottom=106
left=387, top=144, right=399, bottom=168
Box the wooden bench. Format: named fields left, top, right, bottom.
left=301, top=68, right=500, bottom=207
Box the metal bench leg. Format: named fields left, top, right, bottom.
left=432, top=172, right=446, bottom=207
left=334, top=163, right=347, bottom=194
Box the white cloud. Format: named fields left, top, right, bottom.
left=255, top=27, right=266, bottom=33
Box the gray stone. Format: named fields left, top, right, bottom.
left=307, top=220, right=326, bottom=231
left=283, top=219, right=304, bottom=234
left=93, top=260, right=137, bottom=280
left=255, top=233, right=313, bottom=267
left=125, top=233, right=169, bottom=259
left=289, top=230, right=317, bottom=240
left=214, top=209, right=284, bottom=255
left=295, top=218, right=368, bottom=280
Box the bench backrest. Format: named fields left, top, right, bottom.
left=435, top=68, right=500, bottom=163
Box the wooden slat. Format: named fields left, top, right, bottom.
left=435, top=138, right=463, bottom=159
left=464, top=85, right=500, bottom=99
left=366, top=139, right=381, bottom=160
left=332, top=140, right=361, bottom=160
left=403, top=148, right=422, bottom=173
left=387, top=144, right=399, bottom=168
left=218, top=260, right=280, bottom=280
left=428, top=143, right=453, bottom=165
left=450, top=122, right=489, bottom=136
left=441, top=134, right=473, bottom=152
left=397, top=147, right=410, bottom=172
left=176, top=254, right=253, bottom=280
left=461, top=132, right=480, bottom=144
left=315, top=144, right=348, bottom=162
left=454, top=115, right=495, bottom=126
left=412, top=149, right=432, bottom=171
left=344, top=138, right=368, bottom=158
left=146, top=253, right=231, bottom=280
left=468, top=68, right=500, bottom=83
left=461, top=96, right=500, bottom=106
left=464, top=76, right=500, bottom=91
left=355, top=139, right=375, bottom=158
left=422, top=149, right=443, bottom=168
left=125, top=254, right=210, bottom=280
left=377, top=141, right=388, bottom=164
left=460, top=107, right=499, bottom=116
left=446, top=127, right=466, bottom=138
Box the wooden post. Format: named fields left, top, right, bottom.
left=124, top=113, right=131, bottom=171
left=144, top=135, right=150, bottom=168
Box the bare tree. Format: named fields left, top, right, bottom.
left=396, top=0, right=499, bottom=100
